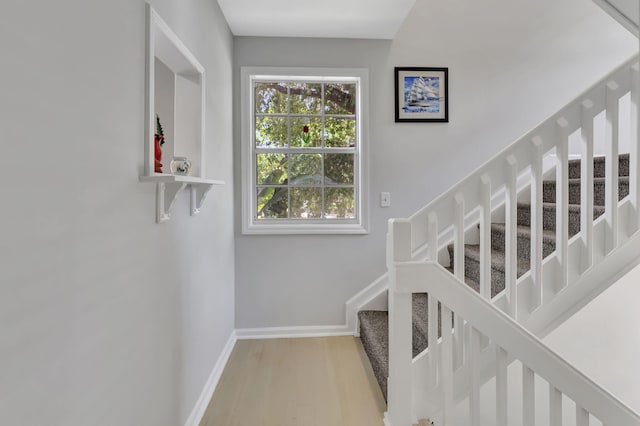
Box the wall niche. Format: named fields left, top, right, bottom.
left=141, top=3, right=223, bottom=223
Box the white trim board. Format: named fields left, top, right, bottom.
left=184, top=330, right=237, bottom=426
left=592, top=0, right=639, bottom=37
left=236, top=325, right=353, bottom=340
left=345, top=272, right=389, bottom=335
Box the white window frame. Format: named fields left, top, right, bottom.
left=241, top=67, right=369, bottom=235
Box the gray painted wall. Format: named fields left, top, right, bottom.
left=233, top=0, right=638, bottom=328
left=0, top=0, right=235, bottom=424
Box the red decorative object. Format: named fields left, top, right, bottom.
left=154, top=134, right=164, bottom=173
left=302, top=125, right=310, bottom=145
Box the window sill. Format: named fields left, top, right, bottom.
left=242, top=222, right=369, bottom=235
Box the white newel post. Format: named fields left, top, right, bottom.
left=387, top=219, right=413, bottom=426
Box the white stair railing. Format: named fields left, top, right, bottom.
left=388, top=253, right=640, bottom=426
left=386, top=55, right=640, bottom=425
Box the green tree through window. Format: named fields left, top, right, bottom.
left=254, top=80, right=358, bottom=220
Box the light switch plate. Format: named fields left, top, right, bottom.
left=380, top=192, right=391, bottom=207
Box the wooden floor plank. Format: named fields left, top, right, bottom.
left=200, top=336, right=386, bottom=426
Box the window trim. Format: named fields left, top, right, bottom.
left=241, top=67, right=369, bottom=235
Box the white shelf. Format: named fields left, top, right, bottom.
left=140, top=174, right=224, bottom=186
left=140, top=174, right=225, bottom=223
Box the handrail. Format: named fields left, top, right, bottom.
left=396, top=258, right=640, bottom=425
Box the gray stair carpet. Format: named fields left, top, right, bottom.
left=358, top=154, right=629, bottom=400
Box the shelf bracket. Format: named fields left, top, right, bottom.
left=190, top=183, right=214, bottom=216
left=156, top=181, right=187, bottom=223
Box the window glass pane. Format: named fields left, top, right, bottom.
left=257, top=187, right=288, bottom=219
left=289, top=82, right=322, bottom=114
left=255, top=82, right=288, bottom=114
left=324, top=154, right=354, bottom=184
left=324, top=83, right=356, bottom=115
left=289, top=154, right=322, bottom=185
left=324, top=117, right=356, bottom=148
left=256, top=154, right=287, bottom=185
left=325, top=188, right=355, bottom=219
left=256, top=116, right=288, bottom=147
left=291, top=187, right=322, bottom=218
left=290, top=117, right=321, bottom=147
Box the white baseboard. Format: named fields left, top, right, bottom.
left=184, top=330, right=237, bottom=426
left=236, top=325, right=354, bottom=339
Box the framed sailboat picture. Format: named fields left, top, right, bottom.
left=395, top=67, right=448, bottom=122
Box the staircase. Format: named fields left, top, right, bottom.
left=360, top=154, right=630, bottom=401
left=357, top=53, right=640, bottom=426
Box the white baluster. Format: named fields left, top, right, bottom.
left=387, top=219, right=413, bottom=426
left=581, top=99, right=595, bottom=272
left=605, top=81, right=620, bottom=253
left=505, top=156, right=518, bottom=318
left=630, top=63, right=640, bottom=235
left=530, top=138, right=543, bottom=309
left=441, top=305, right=454, bottom=425
left=470, top=327, right=481, bottom=426
left=496, top=346, right=508, bottom=426
left=550, top=385, right=562, bottom=426
left=454, top=194, right=465, bottom=281
left=576, top=404, right=589, bottom=426
left=480, top=174, right=492, bottom=300
left=523, top=365, right=535, bottom=426
left=556, top=118, right=570, bottom=289
left=427, top=212, right=439, bottom=386
left=427, top=212, right=438, bottom=261
left=454, top=194, right=465, bottom=368
left=428, top=294, right=439, bottom=388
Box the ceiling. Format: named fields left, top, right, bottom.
left=217, top=0, right=417, bottom=39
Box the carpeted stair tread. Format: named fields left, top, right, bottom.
left=445, top=266, right=481, bottom=293
left=358, top=310, right=389, bottom=400
left=491, top=222, right=557, bottom=263
left=463, top=244, right=531, bottom=277
left=517, top=202, right=605, bottom=234
left=359, top=293, right=443, bottom=400
left=568, top=153, right=629, bottom=179
left=543, top=176, right=629, bottom=205
left=412, top=293, right=429, bottom=358
left=491, top=222, right=556, bottom=242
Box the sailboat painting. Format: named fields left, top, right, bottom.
left=395, top=67, right=448, bottom=123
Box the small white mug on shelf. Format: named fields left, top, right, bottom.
left=171, top=156, right=191, bottom=176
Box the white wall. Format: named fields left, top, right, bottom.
left=0, top=0, right=235, bottom=425
left=233, top=0, right=638, bottom=328
left=544, top=262, right=640, bottom=412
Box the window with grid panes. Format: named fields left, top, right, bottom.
left=241, top=68, right=368, bottom=234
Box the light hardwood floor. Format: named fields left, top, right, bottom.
left=200, top=336, right=386, bottom=426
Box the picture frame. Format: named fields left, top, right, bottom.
left=394, top=67, right=448, bottom=123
